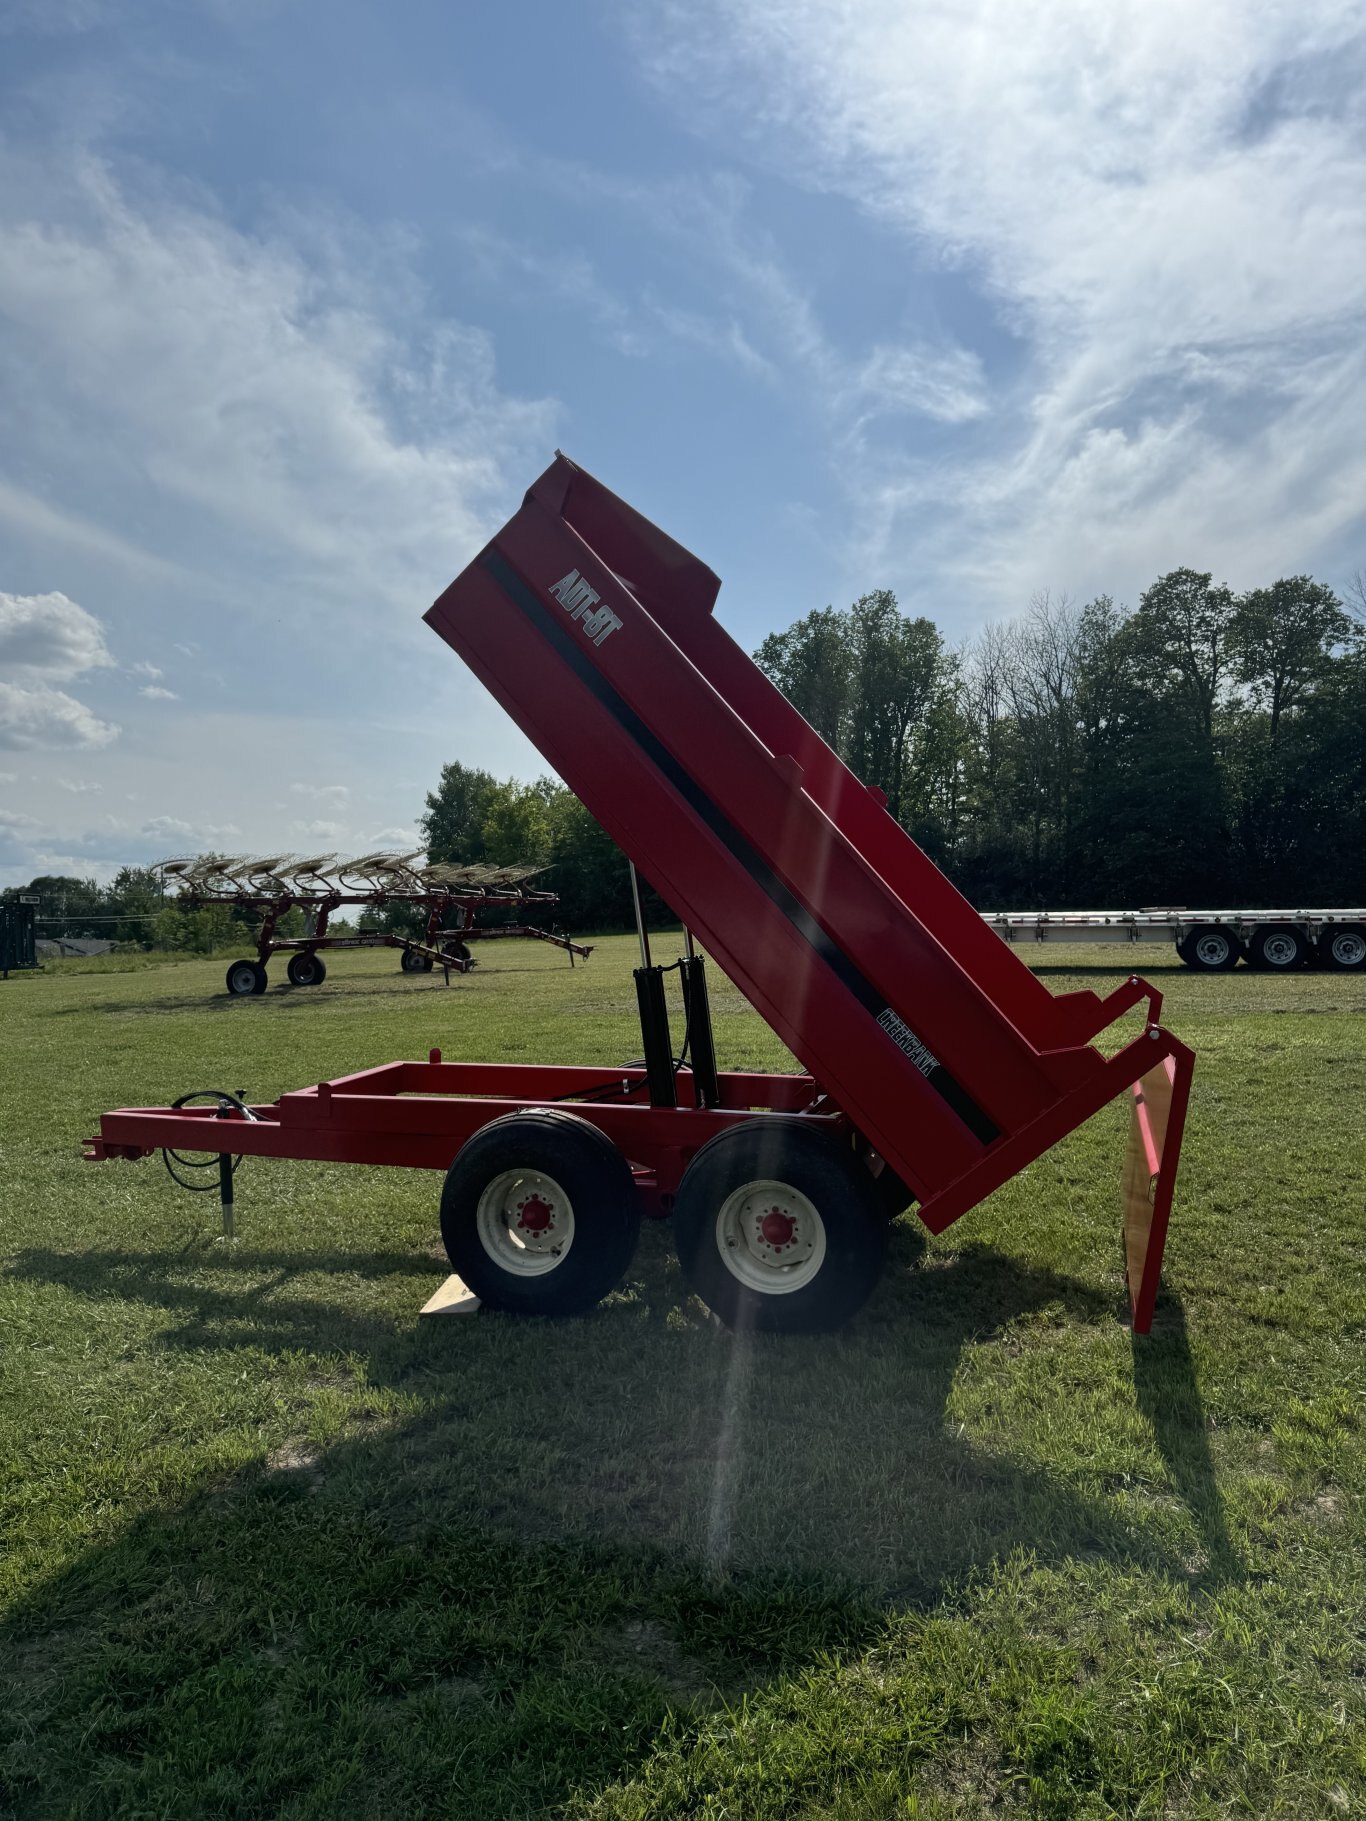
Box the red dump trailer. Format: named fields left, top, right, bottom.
left=87, top=455, right=1193, bottom=1333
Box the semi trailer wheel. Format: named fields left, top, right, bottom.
left=439, top=1111, right=640, bottom=1315
left=1248, top=925, right=1307, bottom=971
left=1177, top=927, right=1241, bottom=971
left=226, top=958, right=268, bottom=996
left=673, top=1118, right=889, bottom=1333
left=400, top=947, right=431, bottom=974
left=286, top=952, right=327, bottom=986
left=1319, top=925, right=1366, bottom=972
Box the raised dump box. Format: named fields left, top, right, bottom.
left=88, top=455, right=1193, bottom=1334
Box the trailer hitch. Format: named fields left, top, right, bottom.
left=160, top=1088, right=260, bottom=1239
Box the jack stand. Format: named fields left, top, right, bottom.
left=217, top=1149, right=235, bottom=1241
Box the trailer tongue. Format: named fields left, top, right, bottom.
left=87, top=454, right=1193, bottom=1334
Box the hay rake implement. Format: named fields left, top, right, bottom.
left=159, top=851, right=590, bottom=995
left=90, top=455, right=1193, bottom=1334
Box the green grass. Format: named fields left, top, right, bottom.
left=2, top=937, right=1363, bottom=1818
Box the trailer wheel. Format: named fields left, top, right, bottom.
left=1320, top=924, right=1366, bottom=972
left=673, top=1118, right=889, bottom=1334
left=1248, top=924, right=1307, bottom=971
left=286, top=952, right=327, bottom=987
left=1177, top=927, right=1241, bottom=971
left=226, top=958, right=268, bottom=996
left=442, top=939, right=471, bottom=964
left=400, top=947, right=431, bottom=974
left=440, top=1111, right=640, bottom=1316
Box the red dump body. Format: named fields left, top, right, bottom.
left=424, top=454, right=1193, bottom=1284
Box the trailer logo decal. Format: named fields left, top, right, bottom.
left=549, top=569, right=623, bottom=647
left=876, top=1008, right=939, bottom=1078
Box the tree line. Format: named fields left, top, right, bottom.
left=422, top=566, right=1366, bottom=922
left=2, top=868, right=355, bottom=951
left=10, top=564, right=1363, bottom=946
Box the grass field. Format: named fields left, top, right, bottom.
left=2, top=935, right=1364, bottom=1818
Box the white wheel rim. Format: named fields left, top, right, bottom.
left=231, top=965, right=256, bottom=992
left=475, top=1169, right=575, bottom=1277
left=1195, top=934, right=1230, bottom=966
left=715, top=1178, right=827, bottom=1295
left=1330, top=931, right=1365, bottom=966
left=1262, top=933, right=1298, bottom=967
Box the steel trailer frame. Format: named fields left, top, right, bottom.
left=89, top=455, right=1194, bottom=1333
left=984, top=907, right=1366, bottom=972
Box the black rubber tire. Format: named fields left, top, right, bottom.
left=673, top=1117, right=889, bottom=1334
left=1177, top=926, right=1241, bottom=972
left=442, top=939, right=471, bottom=964
left=286, top=952, right=327, bottom=987
left=1247, top=924, right=1307, bottom=971
left=439, top=1111, right=640, bottom=1316
left=400, top=947, right=431, bottom=974
left=226, top=958, right=268, bottom=996
left=1319, top=924, right=1366, bottom=972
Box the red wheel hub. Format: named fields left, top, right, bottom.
left=517, top=1195, right=553, bottom=1233
left=759, top=1208, right=796, bottom=1247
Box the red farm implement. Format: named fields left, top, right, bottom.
left=89, top=455, right=1193, bottom=1334
left=159, top=850, right=590, bottom=995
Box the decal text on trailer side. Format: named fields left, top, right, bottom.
left=548, top=569, right=623, bottom=647
left=877, top=1006, right=940, bottom=1077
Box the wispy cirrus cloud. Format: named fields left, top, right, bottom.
left=634, top=0, right=1366, bottom=608
left=0, top=151, right=556, bottom=622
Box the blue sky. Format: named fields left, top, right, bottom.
left=3, top=0, right=1365, bottom=885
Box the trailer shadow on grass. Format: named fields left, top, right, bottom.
left=2, top=1229, right=1241, bottom=1816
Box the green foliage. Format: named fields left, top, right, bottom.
left=753, top=568, right=1364, bottom=908
left=420, top=759, right=498, bottom=865
left=419, top=762, right=666, bottom=931
left=479, top=776, right=559, bottom=865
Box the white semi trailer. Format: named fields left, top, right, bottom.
left=983, top=909, right=1366, bottom=972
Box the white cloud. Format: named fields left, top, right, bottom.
left=0, top=680, right=119, bottom=750
left=641, top=1, right=1366, bottom=608
left=853, top=342, right=989, bottom=427
left=0, top=0, right=108, bottom=36
left=56, top=776, right=102, bottom=793
left=130, top=660, right=163, bottom=680
left=0, top=478, right=186, bottom=582
left=138, top=684, right=178, bottom=700
left=139, top=814, right=240, bottom=843
left=0, top=589, right=119, bottom=752
left=0, top=770, right=18, bottom=783
left=458, top=226, right=649, bottom=357
left=0, top=589, right=113, bottom=679
left=0, top=807, right=40, bottom=830
left=290, top=782, right=350, bottom=804
left=0, top=155, right=556, bottom=619
left=294, top=819, right=345, bottom=838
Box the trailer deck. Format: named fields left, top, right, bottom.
left=984, top=908, right=1366, bottom=971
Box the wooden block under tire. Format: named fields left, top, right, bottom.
left=419, top=1274, right=482, bottom=1317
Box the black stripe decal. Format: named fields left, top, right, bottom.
left=478, top=549, right=999, bottom=1144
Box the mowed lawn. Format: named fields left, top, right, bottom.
left=2, top=935, right=1363, bottom=1819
